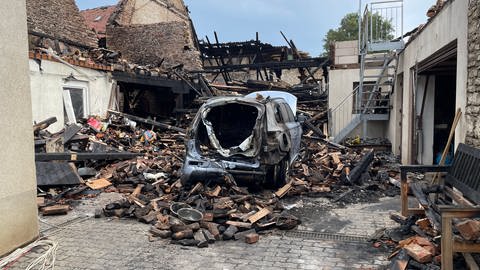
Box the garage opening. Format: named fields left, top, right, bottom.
left=414, top=41, right=457, bottom=164
left=205, top=103, right=259, bottom=148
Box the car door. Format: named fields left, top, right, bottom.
left=278, top=102, right=302, bottom=163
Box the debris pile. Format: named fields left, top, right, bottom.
left=33, top=107, right=401, bottom=247
left=290, top=139, right=400, bottom=204
left=33, top=112, right=187, bottom=216
left=102, top=174, right=301, bottom=247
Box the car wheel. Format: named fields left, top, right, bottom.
left=273, top=157, right=289, bottom=188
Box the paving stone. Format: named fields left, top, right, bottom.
left=4, top=197, right=401, bottom=270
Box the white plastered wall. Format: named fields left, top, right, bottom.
left=29, top=59, right=113, bottom=132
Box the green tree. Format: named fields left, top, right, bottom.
left=322, top=12, right=394, bottom=55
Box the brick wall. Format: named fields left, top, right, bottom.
left=465, top=0, right=480, bottom=147
left=26, top=0, right=98, bottom=48
left=107, top=21, right=202, bottom=70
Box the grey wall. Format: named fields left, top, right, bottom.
left=397, top=0, right=469, bottom=164
left=0, top=0, right=39, bottom=256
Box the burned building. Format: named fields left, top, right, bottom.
left=27, top=0, right=98, bottom=50
left=26, top=0, right=114, bottom=132
left=101, top=0, right=203, bottom=120
left=81, top=5, right=117, bottom=47
left=199, top=34, right=328, bottom=89
left=106, top=0, right=202, bottom=71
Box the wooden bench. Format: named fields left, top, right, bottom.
left=400, top=143, right=480, bottom=270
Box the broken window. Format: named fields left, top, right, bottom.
left=205, top=103, right=258, bottom=149
left=274, top=104, right=284, bottom=123
left=63, top=87, right=87, bottom=124
left=279, top=103, right=295, bottom=122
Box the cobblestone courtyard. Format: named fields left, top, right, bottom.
left=6, top=194, right=399, bottom=270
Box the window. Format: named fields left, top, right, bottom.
left=280, top=103, right=295, bottom=122
left=63, top=87, right=88, bottom=123
left=274, top=104, right=284, bottom=123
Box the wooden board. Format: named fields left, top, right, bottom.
left=42, top=205, right=70, bottom=215
left=226, top=221, right=252, bottom=229
left=248, top=208, right=271, bottom=224
left=36, top=162, right=82, bottom=186
left=86, top=178, right=112, bottom=190
left=275, top=182, right=292, bottom=198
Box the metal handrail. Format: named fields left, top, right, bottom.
left=330, top=86, right=359, bottom=113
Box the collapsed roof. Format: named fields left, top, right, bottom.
left=106, top=0, right=202, bottom=71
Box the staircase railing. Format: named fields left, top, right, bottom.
left=329, top=83, right=392, bottom=138
left=360, top=0, right=404, bottom=52
left=329, top=86, right=359, bottom=138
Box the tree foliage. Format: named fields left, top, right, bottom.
left=323, top=12, right=394, bottom=55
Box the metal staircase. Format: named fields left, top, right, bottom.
left=329, top=0, right=404, bottom=143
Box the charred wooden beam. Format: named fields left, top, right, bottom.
left=349, top=149, right=374, bottom=184
left=198, top=57, right=329, bottom=73
left=108, top=110, right=186, bottom=133
left=35, top=152, right=141, bottom=161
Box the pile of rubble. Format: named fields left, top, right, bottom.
left=33, top=107, right=401, bottom=247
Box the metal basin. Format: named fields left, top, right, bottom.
left=170, top=202, right=191, bottom=216
left=177, top=208, right=203, bottom=223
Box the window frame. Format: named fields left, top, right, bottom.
left=62, top=84, right=89, bottom=123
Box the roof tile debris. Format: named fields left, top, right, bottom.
left=81, top=6, right=117, bottom=39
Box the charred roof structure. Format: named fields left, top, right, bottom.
left=81, top=5, right=117, bottom=47
left=196, top=32, right=330, bottom=102
left=106, top=0, right=202, bottom=71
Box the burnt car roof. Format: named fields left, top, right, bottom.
left=202, top=96, right=286, bottom=107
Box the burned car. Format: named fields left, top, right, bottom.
left=181, top=91, right=302, bottom=187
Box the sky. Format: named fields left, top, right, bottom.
left=76, top=0, right=434, bottom=56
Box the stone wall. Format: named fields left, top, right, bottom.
left=107, top=21, right=202, bottom=70
left=107, top=0, right=201, bottom=69
left=26, top=0, right=98, bottom=48
left=465, top=0, right=480, bottom=147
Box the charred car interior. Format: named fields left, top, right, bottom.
left=181, top=92, right=302, bottom=187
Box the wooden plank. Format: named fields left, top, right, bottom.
left=42, top=205, right=70, bottom=215
left=444, top=186, right=475, bottom=207
left=431, top=108, right=462, bottom=184
left=210, top=186, right=221, bottom=197
left=63, top=124, right=82, bottom=144
left=442, top=215, right=454, bottom=270
left=35, top=162, right=82, bottom=186
left=462, top=253, right=480, bottom=270
left=275, top=181, right=292, bottom=198
left=86, top=178, right=112, bottom=190
left=453, top=241, right=480, bottom=253
left=225, top=221, right=252, bottom=229
left=410, top=183, right=429, bottom=208
left=248, top=208, right=271, bottom=224
left=330, top=152, right=341, bottom=164
left=108, top=110, right=186, bottom=133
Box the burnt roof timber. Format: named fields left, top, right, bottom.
left=112, top=71, right=192, bottom=94
left=197, top=57, right=330, bottom=73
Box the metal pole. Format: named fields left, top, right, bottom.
left=358, top=0, right=362, bottom=52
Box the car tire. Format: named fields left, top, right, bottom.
left=273, top=157, right=289, bottom=188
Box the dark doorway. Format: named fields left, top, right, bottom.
left=433, top=73, right=456, bottom=164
